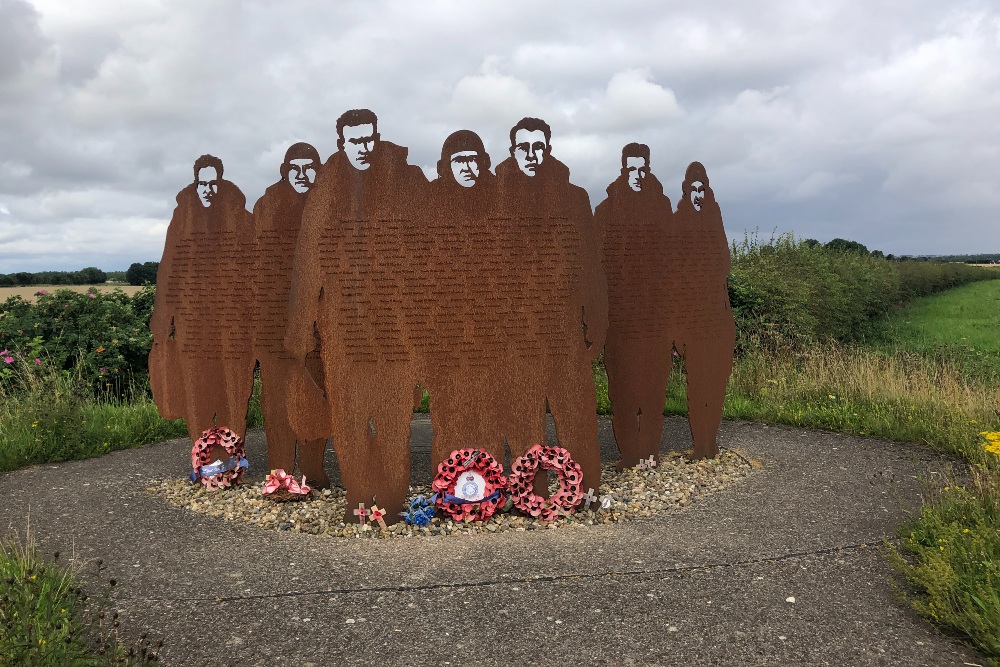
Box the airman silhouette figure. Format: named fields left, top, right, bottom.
left=251, top=142, right=329, bottom=487
left=494, top=117, right=608, bottom=494
left=596, top=143, right=674, bottom=468
left=417, top=130, right=546, bottom=471
left=149, top=155, right=256, bottom=442
left=285, top=110, right=427, bottom=522
left=668, top=162, right=735, bottom=459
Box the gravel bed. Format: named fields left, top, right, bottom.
left=151, top=449, right=758, bottom=539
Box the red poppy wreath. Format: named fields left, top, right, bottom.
left=509, top=444, right=584, bottom=522
left=189, top=426, right=248, bottom=490
left=431, top=448, right=507, bottom=522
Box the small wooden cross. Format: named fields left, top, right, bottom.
left=353, top=503, right=368, bottom=527
left=599, top=494, right=613, bottom=510
left=581, top=487, right=597, bottom=508
left=369, top=505, right=388, bottom=530
left=638, top=455, right=657, bottom=470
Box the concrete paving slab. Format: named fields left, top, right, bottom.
left=0, top=417, right=985, bottom=666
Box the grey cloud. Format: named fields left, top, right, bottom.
left=1, top=0, right=998, bottom=272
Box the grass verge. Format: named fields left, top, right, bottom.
left=0, top=530, right=161, bottom=665
left=887, top=465, right=1000, bottom=664
left=0, top=368, right=186, bottom=475
left=869, top=279, right=1000, bottom=385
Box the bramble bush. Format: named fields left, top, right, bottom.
left=0, top=286, right=155, bottom=398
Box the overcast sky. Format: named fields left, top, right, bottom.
left=1, top=0, right=998, bottom=272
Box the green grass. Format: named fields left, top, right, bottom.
left=888, top=468, right=1000, bottom=663
left=871, top=279, right=1000, bottom=384
left=0, top=532, right=161, bottom=665
left=0, top=365, right=266, bottom=475
left=0, top=371, right=187, bottom=475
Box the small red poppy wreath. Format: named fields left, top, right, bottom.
left=189, top=427, right=248, bottom=491
left=432, top=448, right=507, bottom=522
left=509, top=444, right=584, bottom=522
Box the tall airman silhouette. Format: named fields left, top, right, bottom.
left=668, top=162, right=735, bottom=459
left=596, top=143, right=675, bottom=468
left=494, top=117, right=608, bottom=494
left=285, top=110, right=427, bottom=522
left=251, top=142, right=329, bottom=487
left=149, top=155, right=256, bottom=442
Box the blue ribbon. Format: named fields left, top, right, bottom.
left=439, top=490, right=501, bottom=505
left=189, top=456, right=248, bottom=482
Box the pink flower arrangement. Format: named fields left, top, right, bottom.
left=262, top=469, right=312, bottom=500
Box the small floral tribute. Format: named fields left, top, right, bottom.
left=189, top=427, right=248, bottom=491
left=432, top=448, right=508, bottom=522
left=400, top=495, right=436, bottom=526
left=262, top=469, right=312, bottom=501
left=509, top=444, right=584, bottom=522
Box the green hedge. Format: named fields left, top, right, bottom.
left=0, top=287, right=155, bottom=397
left=728, top=233, right=997, bottom=350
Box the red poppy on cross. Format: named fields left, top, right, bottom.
left=353, top=503, right=368, bottom=526
left=369, top=505, right=388, bottom=530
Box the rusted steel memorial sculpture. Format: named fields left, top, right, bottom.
left=149, top=155, right=256, bottom=443
left=149, top=110, right=735, bottom=523
left=250, top=142, right=329, bottom=488
left=596, top=143, right=674, bottom=469
left=667, top=162, right=735, bottom=459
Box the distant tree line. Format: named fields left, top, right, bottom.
left=926, top=254, right=1000, bottom=264
left=798, top=238, right=996, bottom=263
left=0, top=267, right=108, bottom=287
left=0, top=263, right=159, bottom=287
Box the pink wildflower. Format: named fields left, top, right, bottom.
left=33, top=358, right=41, bottom=365
left=36, top=290, right=46, bottom=295
left=87, top=293, right=96, bottom=299
left=3, top=357, right=13, bottom=364
left=0, top=349, right=8, bottom=356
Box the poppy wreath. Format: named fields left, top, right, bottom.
left=431, top=448, right=508, bottom=522
left=509, top=444, right=584, bottom=522
left=189, top=426, right=248, bottom=490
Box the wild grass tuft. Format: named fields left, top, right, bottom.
left=0, top=360, right=187, bottom=474
left=0, top=529, right=162, bottom=665
left=887, top=466, right=1000, bottom=664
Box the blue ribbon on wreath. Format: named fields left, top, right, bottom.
left=435, top=490, right=502, bottom=506
left=189, top=455, right=248, bottom=482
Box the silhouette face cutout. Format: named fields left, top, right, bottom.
left=512, top=129, right=547, bottom=177
left=287, top=158, right=317, bottom=194
left=450, top=150, right=480, bottom=187
left=689, top=180, right=706, bottom=211
left=196, top=167, right=219, bottom=208
left=625, top=156, right=648, bottom=193
left=342, top=123, right=377, bottom=171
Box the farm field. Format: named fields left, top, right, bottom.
left=0, top=284, right=145, bottom=302
left=873, top=279, right=1000, bottom=382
